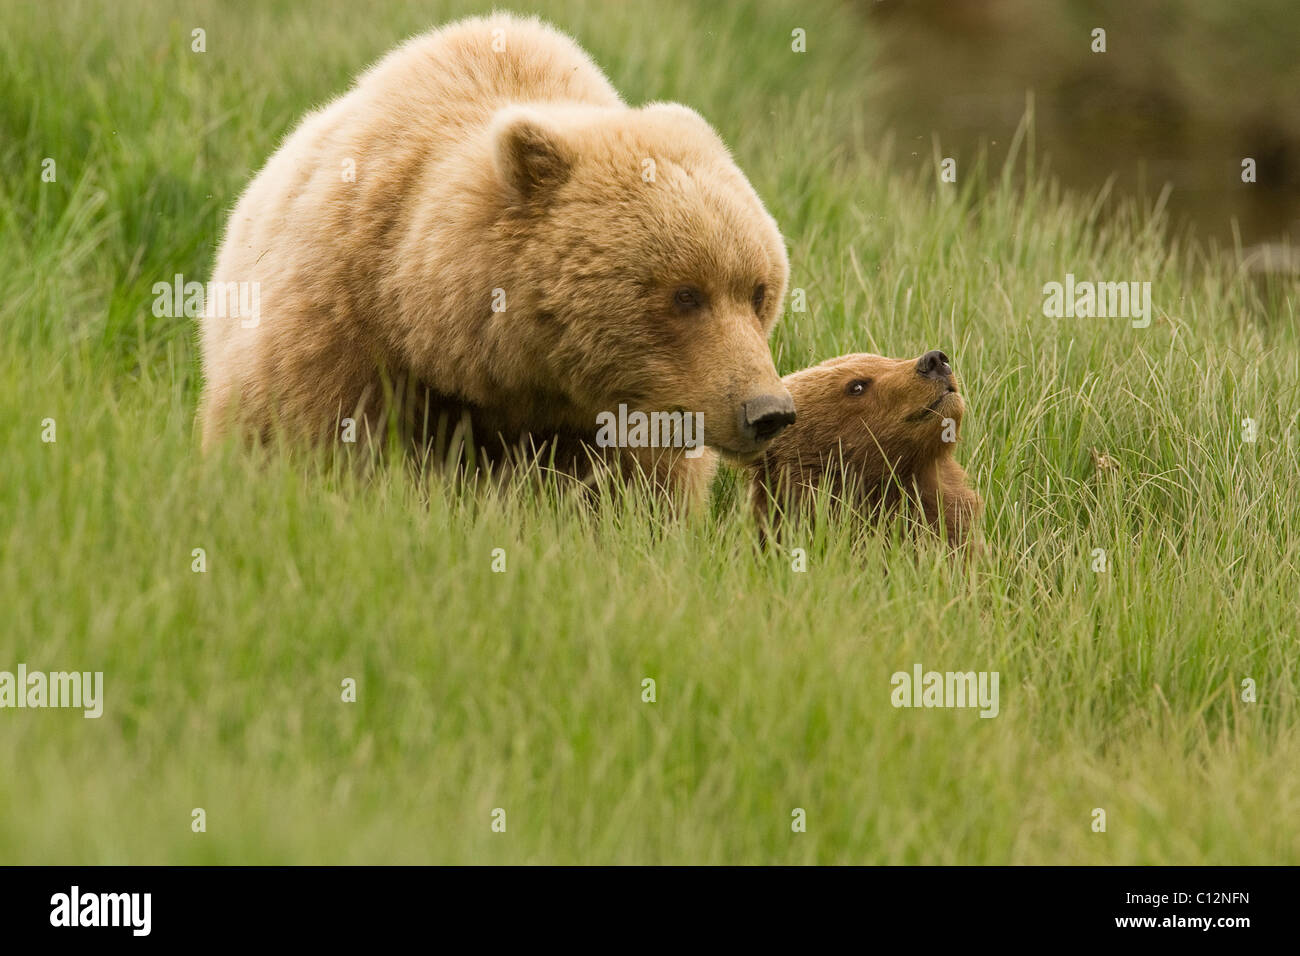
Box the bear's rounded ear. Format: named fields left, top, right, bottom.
left=490, top=108, right=572, bottom=202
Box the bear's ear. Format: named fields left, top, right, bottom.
left=491, top=108, right=572, bottom=202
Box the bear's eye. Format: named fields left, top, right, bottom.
left=672, top=287, right=704, bottom=313
left=845, top=378, right=872, bottom=397
left=752, top=284, right=766, bottom=314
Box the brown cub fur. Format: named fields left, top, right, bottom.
left=747, top=351, right=982, bottom=546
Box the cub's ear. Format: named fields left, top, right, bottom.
left=490, top=108, right=572, bottom=202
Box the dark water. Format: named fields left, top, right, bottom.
left=864, top=0, right=1300, bottom=261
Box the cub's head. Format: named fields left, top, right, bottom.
left=489, top=102, right=794, bottom=458
left=755, top=350, right=965, bottom=492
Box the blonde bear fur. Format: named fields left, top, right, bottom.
left=198, top=15, right=794, bottom=510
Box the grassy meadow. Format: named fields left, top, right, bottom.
left=1, top=0, right=1298, bottom=863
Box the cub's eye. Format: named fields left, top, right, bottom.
left=752, top=284, right=767, bottom=313
left=845, top=378, right=872, bottom=397
left=673, top=287, right=704, bottom=312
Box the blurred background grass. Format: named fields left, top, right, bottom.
left=868, top=0, right=1300, bottom=253
left=0, top=0, right=1297, bottom=863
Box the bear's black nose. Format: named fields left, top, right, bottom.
left=916, top=350, right=953, bottom=382
left=742, top=393, right=797, bottom=443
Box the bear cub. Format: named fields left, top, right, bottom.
left=747, top=351, right=981, bottom=547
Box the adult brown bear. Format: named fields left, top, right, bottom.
left=198, top=15, right=795, bottom=509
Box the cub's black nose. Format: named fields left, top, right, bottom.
left=916, top=350, right=953, bottom=382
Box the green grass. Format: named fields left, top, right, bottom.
left=2, top=0, right=1298, bottom=864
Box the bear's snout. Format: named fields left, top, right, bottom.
left=741, top=392, right=797, bottom=443
left=916, top=350, right=954, bottom=384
